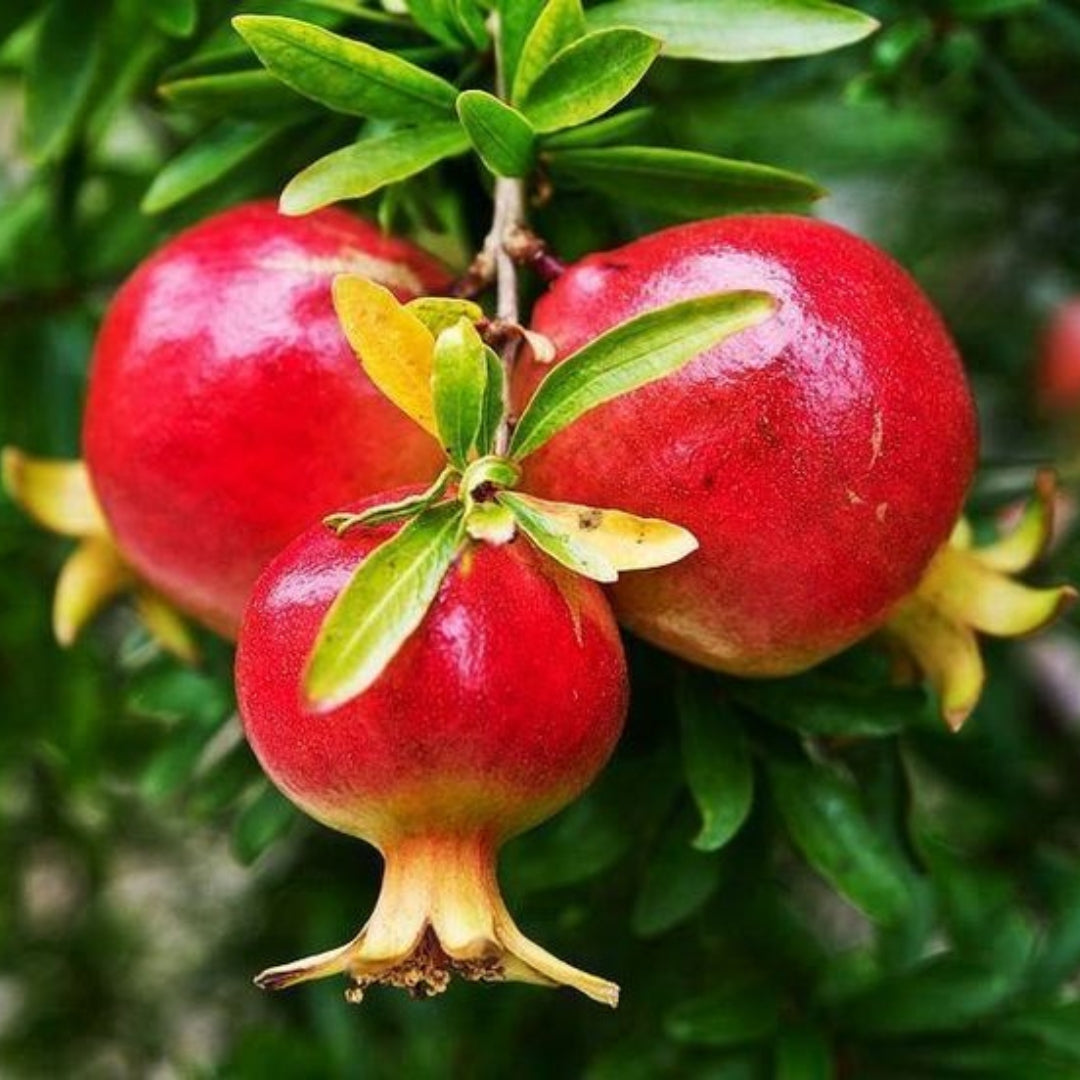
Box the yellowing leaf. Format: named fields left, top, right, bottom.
left=2, top=449, right=108, bottom=537
left=500, top=491, right=698, bottom=572
left=331, top=275, right=439, bottom=437
left=135, top=589, right=200, bottom=664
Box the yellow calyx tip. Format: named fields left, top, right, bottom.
left=253, top=835, right=619, bottom=1007
left=883, top=473, right=1073, bottom=730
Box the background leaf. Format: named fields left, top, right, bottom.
left=281, top=122, right=469, bottom=214
left=234, top=15, right=458, bottom=121
left=519, top=28, right=660, bottom=133
left=546, top=145, right=824, bottom=216
left=588, top=0, right=879, bottom=62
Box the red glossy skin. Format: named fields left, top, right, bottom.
left=1037, top=298, right=1080, bottom=415
left=236, top=492, right=628, bottom=846
left=517, top=215, right=978, bottom=675
left=83, top=201, right=449, bottom=637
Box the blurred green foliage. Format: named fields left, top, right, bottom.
left=2, top=1, right=1080, bottom=1077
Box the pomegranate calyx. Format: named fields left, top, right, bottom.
left=253, top=835, right=619, bottom=1007
left=882, top=471, right=1076, bottom=730
left=3, top=449, right=198, bottom=661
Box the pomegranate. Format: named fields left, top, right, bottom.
left=83, top=201, right=450, bottom=638
left=515, top=215, right=979, bottom=677
left=235, top=491, right=627, bottom=1005
left=1037, top=296, right=1080, bottom=416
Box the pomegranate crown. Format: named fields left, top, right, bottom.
left=302, top=279, right=777, bottom=712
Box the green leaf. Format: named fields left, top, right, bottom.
left=159, top=71, right=311, bottom=119
left=511, top=0, right=587, bottom=103
left=456, top=90, right=536, bottom=177
left=478, top=347, right=506, bottom=454
left=841, top=955, right=1017, bottom=1035
left=142, top=122, right=283, bottom=214
left=24, top=0, right=105, bottom=162
left=149, top=0, right=197, bottom=38
left=280, top=122, right=469, bottom=215
left=497, top=491, right=617, bottom=582
left=769, top=758, right=912, bottom=924
left=497, top=0, right=548, bottom=93
left=731, top=674, right=928, bottom=737
left=407, top=0, right=488, bottom=48
left=233, top=782, right=298, bottom=865
left=631, top=815, right=722, bottom=937
left=541, top=106, right=655, bottom=149
left=432, top=319, right=488, bottom=467
left=546, top=146, right=824, bottom=216
left=232, top=15, right=458, bottom=122
left=324, top=467, right=456, bottom=534
left=666, top=981, right=780, bottom=1047
left=303, top=502, right=465, bottom=710
left=405, top=297, right=484, bottom=337
left=588, top=0, right=879, bottom=63
left=509, top=289, right=775, bottom=459
left=519, top=28, right=660, bottom=134
left=679, top=675, right=753, bottom=852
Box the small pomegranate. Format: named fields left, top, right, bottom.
left=83, top=201, right=449, bottom=638
left=1037, top=296, right=1080, bottom=416
left=516, top=215, right=979, bottom=677
left=236, top=491, right=627, bottom=1005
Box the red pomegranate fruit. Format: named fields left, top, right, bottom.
left=1037, top=297, right=1080, bottom=416
left=83, top=201, right=449, bottom=638
left=515, top=215, right=979, bottom=676
left=235, top=492, right=627, bottom=1005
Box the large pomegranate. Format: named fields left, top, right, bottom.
left=515, top=215, right=978, bottom=676
left=236, top=492, right=627, bottom=1004
left=83, top=201, right=449, bottom=637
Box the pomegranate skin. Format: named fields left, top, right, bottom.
left=1037, top=297, right=1080, bottom=415
left=517, top=215, right=979, bottom=675
left=236, top=492, right=628, bottom=845
left=83, top=201, right=449, bottom=637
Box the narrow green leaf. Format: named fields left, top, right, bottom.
left=324, top=467, right=456, bottom=534
left=233, top=15, right=458, bottom=121
left=588, top=0, right=879, bottom=62
left=232, top=782, right=298, bottom=865
left=456, top=90, right=536, bottom=177
left=511, top=0, right=587, bottom=103
left=497, top=491, right=617, bottom=582
left=24, top=0, right=105, bottom=162
left=304, top=502, right=465, bottom=710
left=407, top=0, right=487, bottom=48
left=666, top=981, right=780, bottom=1047
left=769, top=759, right=912, bottom=924
left=432, top=319, right=488, bottom=467
left=509, top=290, right=775, bottom=459
left=547, top=146, right=824, bottom=216
left=280, top=122, right=469, bottom=215
left=142, top=122, right=283, bottom=214
left=679, top=675, right=753, bottom=852
left=519, top=28, right=660, bottom=133
left=159, top=71, right=312, bottom=119
left=0, top=0, right=38, bottom=47
left=632, top=815, right=722, bottom=937
left=497, top=0, right=548, bottom=92
left=478, top=347, right=506, bottom=455
left=541, top=106, right=655, bottom=149
left=149, top=0, right=197, bottom=38
left=841, top=956, right=1017, bottom=1035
